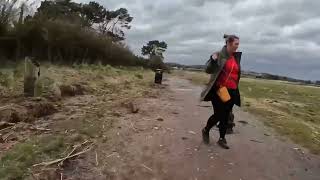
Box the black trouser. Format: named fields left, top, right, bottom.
left=205, top=89, right=235, bottom=139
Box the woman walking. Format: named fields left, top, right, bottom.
left=200, top=34, right=242, bottom=149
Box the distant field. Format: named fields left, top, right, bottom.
left=172, top=70, right=210, bottom=85
left=174, top=70, right=320, bottom=154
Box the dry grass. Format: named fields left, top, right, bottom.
left=0, top=63, right=155, bottom=179
left=172, top=70, right=209, bottom=86
left=0, top=62, right=154, bottom=98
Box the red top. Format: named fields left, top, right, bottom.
left=215, top=55, right=239, bottom=89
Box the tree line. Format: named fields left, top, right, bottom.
left=0, top=0, right=168, bottom=69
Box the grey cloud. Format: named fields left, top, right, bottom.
left=76, top=0, right=320, bottom=80
left=272, top=12, right=305, bottom=27
left=283, top=19, right=320, bottom=44
left=189, top=0, right=205, bottom=7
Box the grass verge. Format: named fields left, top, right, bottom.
left=0, top=135, right=68, bottom=179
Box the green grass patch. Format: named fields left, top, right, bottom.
left=239, top=78, right=320, bottom=125
left=0, top=135, right=69, bottom=180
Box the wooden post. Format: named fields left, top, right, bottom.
left=24, top=57, right=40, bottom=97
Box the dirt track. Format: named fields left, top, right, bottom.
left=69, top=77, right=320, bottom=180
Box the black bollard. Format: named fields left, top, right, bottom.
left=154, top=69, right=163, bottom=84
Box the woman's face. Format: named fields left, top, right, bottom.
left=228, top=39, right=239, bottom=53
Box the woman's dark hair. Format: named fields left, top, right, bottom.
left=224, top=34, right=239, bottom=44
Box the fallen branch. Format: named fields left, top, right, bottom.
left=58, top=146, right=77, bottom=167
left=78, top=140, right=90, bottom=147
left=0, top=122, right=15, bottom=128
left=0, top=122, right=16, bottom=133
left=130, top=120, right=138, bottom=132
left=2, top=132, right=14, bottom=142
left=141, top=164, right=153, bottom=172
left=95, top=151, right=99, bottom=166
left=33, top=143, right=93, bottom=167
left=106, top=152, right=117, bottom=158
left=188, top=131, right=197, bottom=135
left=250, top=139, right=263, bottom=143
left=0, top=126, right=14, bottom=133
left=0, top=105, right=12, bottom=110
left=58, top=140, right=89, bottom=167
left=29, top=127, right=51, bottom=131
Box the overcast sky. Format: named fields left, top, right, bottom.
left=76, top=0, right=320, bottom=80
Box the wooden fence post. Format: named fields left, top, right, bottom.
left=24, top=57, right=40, bottom=97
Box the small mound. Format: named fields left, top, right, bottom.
left=22, top=100, right=58, bottom=119
left=0, top=104, right=29, bottom=123
left=59, top=83, right=87, bottom=97
left=0, top=99, right=58, bottom=123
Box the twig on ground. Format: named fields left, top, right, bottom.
left=0, top=105, right=12, bottom=110
left=33, top=142, right=94, bottom=167
left=77, top=140, right=89, bottom=147
left=130, top=120, right=138, bottom=132
left=0, top=122, right=15, bottom=127
left=29, top=127, right=51, bottom=131
left=106, top=152, right=117, bottom=158
left=0, top=126, right=13, bottom=133
left=0, top=123, right=15, bottom=133
left=95, top=151, right=99, bottom=166
left=2, top=132, right=14, bottom=142
left=188, top=131, right=197, bottom=135
left=58, top=146, right=77, bottom=167
left=58, top=141, right=89, bottom=167
left=250, top=139, right=263, bottom=143
left=141, top=164, right=153, bottom=172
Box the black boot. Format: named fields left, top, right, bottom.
left=217, top=138, right=230, bottom=149
left=202, top=127, right=210, bottom=144
left=226, top=128, right=234, bottom=134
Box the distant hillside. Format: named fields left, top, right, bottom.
left=242, top=71, right=320, bottom=86
left=165, top=63, right=205, bottom=70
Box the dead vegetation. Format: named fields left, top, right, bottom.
left=0, top=63, right=155, bottom=179
left=59, top=83, right=87, bottom=97
left=0, top=99, right=57, bottom=123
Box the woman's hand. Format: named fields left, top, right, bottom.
left=211, top=52, right=219, bottom=60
